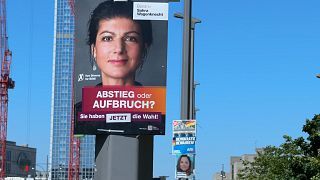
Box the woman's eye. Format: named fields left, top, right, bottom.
left=102, top=36, right=112, bottom=41
left=125, top=36, right=138, bottom=43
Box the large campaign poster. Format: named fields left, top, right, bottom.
left=74, top=0, right=168, bottom=135
left=172, top=120, right=196, bottom=154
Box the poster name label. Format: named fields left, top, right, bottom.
left=133, top=2, right=168, bottom=20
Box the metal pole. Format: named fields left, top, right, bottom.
left=179, top=0, right=192, bottom=179
left=190, top=25, right=195, bottom=120
left=180, top=0, right=192, bottom=120
left=46, top=155, right=48, bottom=179
left=174, top=12, right=201, bottom=120
left=94, top=135, right=153, bottom=180
left=178, top=4, right=201, bottom=121
left=189, top=19, right=201, bottom=119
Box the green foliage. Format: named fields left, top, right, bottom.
left=238, top=114, right=320, bottom=180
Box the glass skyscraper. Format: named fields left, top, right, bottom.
left=49, top=0, right=95, bottom=179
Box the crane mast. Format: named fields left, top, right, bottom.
left=68, top=0, right=80, bottom=179
left=0, top=0, right=14, bottom=179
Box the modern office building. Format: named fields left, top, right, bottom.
left=49, top=0, right=95, bottom=179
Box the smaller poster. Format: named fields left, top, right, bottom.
left=175, top=154, right=195, bottom=179
left=172, top=120, right=196, bottom=154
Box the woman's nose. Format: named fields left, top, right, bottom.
left=113, top=39, right=125, bottom=54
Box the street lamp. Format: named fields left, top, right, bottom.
left=174, top=13, right=201, bottom=29
left=220, top=171, right=226, bottom=180
left=220, top=164, right=226, bottom=180
left=174, top=12, right=201, bottom=120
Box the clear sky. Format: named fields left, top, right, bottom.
left=6, top=0, right=320, bottom=179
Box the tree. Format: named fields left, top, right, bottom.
left=238, top=114, right=320, bottom=180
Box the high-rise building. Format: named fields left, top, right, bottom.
left=49, top=0, right=95, bottom=179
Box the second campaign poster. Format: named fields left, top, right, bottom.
left=175, top=154, right=195, bottom=179
left=172, top=120, right=196, bottom=154
left=73, top=0, right=168, bottom=135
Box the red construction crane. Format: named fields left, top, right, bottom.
left=68, top=0, right=80, bottom=180
left=0, top=0, right=14, bottom=179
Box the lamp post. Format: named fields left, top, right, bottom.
left=220, top=164, right=226, bottom=180
left=174, top=10, right=201, bottom=180
left=179, top=0, right=192, bottom=120
left=174, top=13, right=201, bottom=120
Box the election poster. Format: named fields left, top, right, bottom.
left=175, top=154, right=195, bottom=179
left=172, top=120, right=196, bottom=154
left=73, top=0, right=168, bottom=135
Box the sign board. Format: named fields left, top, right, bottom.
left=74, top=0, right=168, bottom=135
left=175, top=154, right=195, bottom=179
left=172, top=120, right=196, bottom=154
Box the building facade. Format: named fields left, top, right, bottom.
left=4, top=141, right=36, bottom=178
left=49, top=0, right=95, bottom=179
left=230, top=154, right=256, bottom=180
left=213, top=148, right=263, bottom=180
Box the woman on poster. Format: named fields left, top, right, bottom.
left=87, top=0, right=153, bottom=86
left=176, top=154, right=195, bottom=179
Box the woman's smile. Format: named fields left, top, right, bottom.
left=108, top=59, right=128, bottom=65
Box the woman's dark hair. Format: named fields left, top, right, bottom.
left=176, top=154, right=192, bottom=176
left=87, top=0, right=153, bottom=47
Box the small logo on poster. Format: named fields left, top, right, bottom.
left=148, top=125, right=159, bottom=131
left=106, top=113, right=131, bottom=123
left=78, top=74, right=84, bottom=82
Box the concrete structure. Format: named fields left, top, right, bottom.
left=2, top=141, right=36, bottom=178
left=49, top=0, right=95, bottom=179
left=213, top=149, right=263, bottom=180
left=230, top=154, right=256, bottom=180
left=230, top=156, right=241, bottom=180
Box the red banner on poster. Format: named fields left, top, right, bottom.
left=82, top=86, right=166, bottom=113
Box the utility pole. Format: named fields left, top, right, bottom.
left=180, top=0, right=193, bottom=120
left=177, top=1, right=201, bottom=180
left=174, top=12, right=201, bottom=120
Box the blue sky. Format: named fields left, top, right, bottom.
left=7, top=0, right=320, bottom=179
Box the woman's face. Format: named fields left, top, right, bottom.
left=179, top=156, right=190, bottom=172
left=92, top=17, right=144, bottom=84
